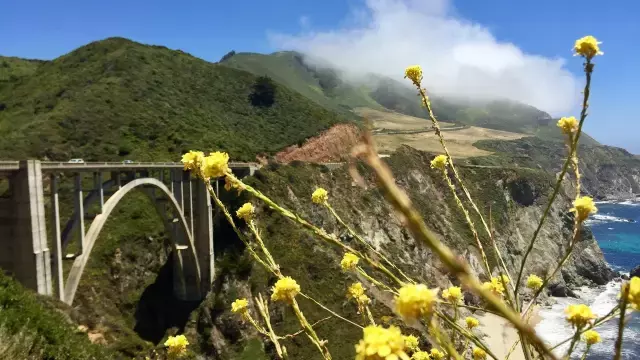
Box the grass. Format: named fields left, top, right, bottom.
left=360, top=107, right=526, bottom=157
left=0, top=38, right=352, bottom=162
left=0, top=271, right=120, bottom=359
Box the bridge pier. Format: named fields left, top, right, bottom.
left=0, top=160, right=52, bottom=295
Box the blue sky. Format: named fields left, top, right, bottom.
left=2, top=0, right=639, bottom=152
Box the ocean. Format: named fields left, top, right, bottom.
left=535, top=201, right=640, bottom=359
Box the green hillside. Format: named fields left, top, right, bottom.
left=0, top=56, right=43, bottom=82
left=220, top=51, right=594, bottom=141
left=0, top=38, right=351, bottom=162
left=222, top=51, right=383, bottom=111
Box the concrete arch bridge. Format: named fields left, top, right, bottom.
left=0, top=160, right=257, bottom=305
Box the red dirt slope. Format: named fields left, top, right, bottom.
left=274, top=123, right=361, bottom=163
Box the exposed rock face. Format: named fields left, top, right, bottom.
left=194, top=146, right=616, bottom=358
left=631, top=264, right=640, bottom=278
left=274, top=123, right=360, bottom=163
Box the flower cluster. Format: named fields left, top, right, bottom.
left=574, top=35, right=603, bottom=59
left=312, top=188, right=329, bottom=204
left=164, top=335, right=189, bottom=358
left=271, top=276, right=301, bottom=303
left=482, top=277, right=505, bottom=297
left=348, top=282, right=371, bottom=310
left=202, top=151, right=230, bottom=178
left=571, top=196, right=598, bottom=222
left=526, top=274, right=544, bottom=291
left=557, top=116, right=579, bottom=135
left=181, top=150, right=230, bottom=179
left=403, top=335, right=419, bottom=352
left=181, top=151, right=204, bottom=171
left=404, top=65, right=423, bottom=85
left=441, top=286, right=462, bottom=304
left=565, top=304, right=596, bottom=328
left=465, top=316, right=480, bottom=330
left=236, top=203, right=255, bottom=222
left=355, top=325, right=410, bottom=360
left=341, top=252, right=360, bottom=271
left=395, top=284, right=436, bottom=321
left=430, top=348, right=445, bottom=360
left=583, top=330, right=601, bottom=345
left=472, top=347, right=487, bottom=360
left=430, top=155, right=448, bottom=171
left=411, top=351, right=430, bottom=360
left=231, top=298, right=248, bottom=315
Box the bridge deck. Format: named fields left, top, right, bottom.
left=0, top=161, right=258, bottom=173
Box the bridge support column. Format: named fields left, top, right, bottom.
left=171, top=169, right=200, bottom=300
left=50, top=174, right=64, bottom=301
left=194, top=180, right=214, bottom=296
left=74, top=173, right=86, bottom=255
left=2, top=160, right=52, bottom=295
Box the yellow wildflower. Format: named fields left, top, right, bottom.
left=348, top=282, right=366, bottom=299
left=622, top=276, right=640, bottom=310
left=236, top=203, right=255, bottom=222
left=574, top=35, right=603, bottom=59
left=381, top=315, right=394, bottom=324
left=472, top=347, right=487, bottom=360
left=571, top=196, right=598, bottom=222
left=430, top=348, right=445, bottom=360
left=271, top=276, right=300, bottom=303
left=201, top=151, right=230, bottom=178
left=311, top=187, right=329, bottom=204
left=465, top=316, right=480, bottom=329
left=442, top=286, right=463, bottom=304
left=565, top=304, right=596, bottom=328
left=482, top=277, right=505, bottom=297
left=341, top=252, right=360, bottom=271
left=411, top=351, right=430, bottom=360
left=181, top=151, right=204, bottom=172
left=164, top=334, right=189, bottom=358
left=526, top=274, right=544, bottom=290
left=404, top=335, right=419, bottom=352
left=583, top=330, right=601, bottom=345
left=355, top=325, right=410, bottom=360
left=347, top=282, right=371, bottom=308
left=430, top=155, right=448, bottom=171
left=557, top=116, right=579, bottom=135
left=231, top=298, right=248, bottom=314
left=404, top=65, right=423, bottom=85
left=395, top=284, right=437, bottom=321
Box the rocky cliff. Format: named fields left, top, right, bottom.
left=474, top=137, right=640, bottom=200
left=187, top=146, right=615, bottom=359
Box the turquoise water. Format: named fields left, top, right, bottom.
left=589, top=202, right=640, bottom=272
left=536, top=201, right=639, bottom=360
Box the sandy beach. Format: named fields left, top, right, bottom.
left=476, top=307, right=542, bottom=360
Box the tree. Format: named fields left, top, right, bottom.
left=219, top=50, right=236, bottom=63
left=249, top=76, right=276, bottom=107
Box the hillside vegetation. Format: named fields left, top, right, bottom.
left=0, top=38, right=351, bottom=162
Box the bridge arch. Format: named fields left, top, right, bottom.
left=63, top=178, right=202, bottom=305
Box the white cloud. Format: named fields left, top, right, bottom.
left=269, top=0, right=578, bottom=114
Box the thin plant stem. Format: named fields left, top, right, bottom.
left=325, top=202, right=413, bottom=284
left=547, top=305, right=620, bottom=353
left=441, top=166, right=492, bottom=277
left=614, top=284, right=630, bottom=360
left=413, top=83, right=513, bottom=286
left=351, top=134, right=559, bottom=360
left=564, top=330, right=581, bottom=360
left=515, top=57, right=594, bottom=304
left=579, top=345, right=591, bottom=360
left=291, top=299, right=332, bottom=360
left=226, top=173, right=406, bottom=287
